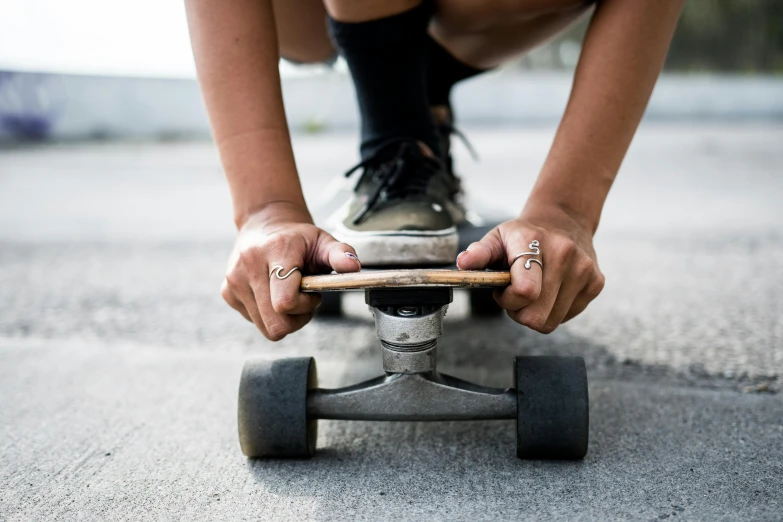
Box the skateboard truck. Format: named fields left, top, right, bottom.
left=238, top=286, right=589, bottom=460
left=308, top=288, right=517, bottom=421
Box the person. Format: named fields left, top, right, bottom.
left=184, top=0, right=683, bottom=341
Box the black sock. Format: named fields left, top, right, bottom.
left=328, top=3, right=442, bottom=160
left=425, top=35, right=487, bottom=112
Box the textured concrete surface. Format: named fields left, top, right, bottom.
left=1, top=124, right=782, bottom=520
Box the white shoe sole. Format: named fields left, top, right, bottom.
left=331, top=223, right=459, bottom=266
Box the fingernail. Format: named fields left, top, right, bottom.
left=456, top=250, right=467, bottom=267
left=345, top=252, right=360, bottom=264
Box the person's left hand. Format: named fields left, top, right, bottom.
left=456, top=204, right=605, bottom=333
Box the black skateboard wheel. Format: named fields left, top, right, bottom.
left=514, top=356, right=589, bottom=460
left=468, top=288, right=503, bottom=317
left=238, top=357, right=318, bottom=458
left=315, top=292, right=342, bottom=317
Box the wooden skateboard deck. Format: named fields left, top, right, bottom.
left=301, top=269, right=510, bottom=292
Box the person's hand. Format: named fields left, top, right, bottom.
left=221, top=203, right=361, bottom=341
left=456, top=204, right=605, bottom=333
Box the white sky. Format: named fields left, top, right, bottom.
left=0, top=0, right=199, bottom=78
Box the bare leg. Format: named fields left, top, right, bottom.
left=272, top=0, right=335, bottom=63
left=322, top=0, right=421, bottom=22
left=431, top=0, right=594, bottom=69
left=274, top=0, right=591, bottom=67
left=273, top=0, right=590, bottom=69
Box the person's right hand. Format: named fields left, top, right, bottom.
left=221, top=203, right=361, bottom=341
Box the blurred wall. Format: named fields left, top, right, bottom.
left=1, top=70, right=782, bottom=142
left=2, top=0, right=782, bottom=142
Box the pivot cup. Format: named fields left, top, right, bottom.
left=372, top=299, right=446, bottom=374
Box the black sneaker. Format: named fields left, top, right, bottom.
left=327, top=139, right=459, bottom=266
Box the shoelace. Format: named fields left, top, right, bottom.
left=438, top=120, right=479, bottom=163
left=344, top=138, right=443, bottom=224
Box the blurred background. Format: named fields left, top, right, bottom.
left=1, top=0, right=782, bottom=141
left=2, top=2, right=782, bottom=519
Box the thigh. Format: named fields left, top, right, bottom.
left=432, top=0, right=593, bottom=68
left=274, top=0, right=335, bottom=64
left=434, top=0, right=589, bottom=32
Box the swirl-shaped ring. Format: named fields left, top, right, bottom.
left=269, top=265, right=300, bottom=280
left=511, top=240, right=543, bottom=270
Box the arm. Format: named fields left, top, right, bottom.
left=459, top=0, right=684, bottom=332
left=185, top=0, right=309, bottom=228
left=526, top=0, right=685, bottom=232
left=185, top=0, right=360, bottom=341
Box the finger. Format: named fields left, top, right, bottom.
left=455, top=228, right=503, bottom=270
left=269, top=265, right=322, bottom=315
left=229, top=280, right=270, bottom=337
left=541, top=271, right=589, bottom=331
left=563, top=274, right=605, bottom=323
left=281, top=312, right=315, bottom=336
left=494, top=235, right=543, bottom=312
left=497, top=263, right=542, bottom=312
left=252, top=263, right=319, bottom=341
left=510, top=243, right=568, bottom=333
left=249, top=267, right=296, bottom=341
left=562, top=293, right=590, bottom=324
left=221, top=280, right=252, bottom=322
left=513, top=238, right=580, bottom=332
left=320, top=236, right=362, bottom=274
left=511, top=276, right=561, bottom=334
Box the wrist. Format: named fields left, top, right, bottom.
left=524, top=163, right=615, bottom=235
left=237, top=200, right=313, bottom=231
left=522, top=193, right=601, bottom=236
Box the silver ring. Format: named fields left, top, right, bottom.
left=269, top=265, right=300, bottom=280
left=511, top=240, right=543, bottom=270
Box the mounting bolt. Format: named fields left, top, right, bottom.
left=396, top=306, right=418, bottom=317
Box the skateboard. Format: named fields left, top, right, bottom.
left=237, top=219, right=589, bottom=460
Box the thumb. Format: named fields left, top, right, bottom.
left=318, top=235, right=362, bottom=274
left=456, top=228, right=505, bottom=270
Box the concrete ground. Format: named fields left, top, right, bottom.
left=1, top=123, right=782, bottom=521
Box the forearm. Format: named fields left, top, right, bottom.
left=526, top=0, right=684, bottom=232
left=185, top=0, right=310, bottom=228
